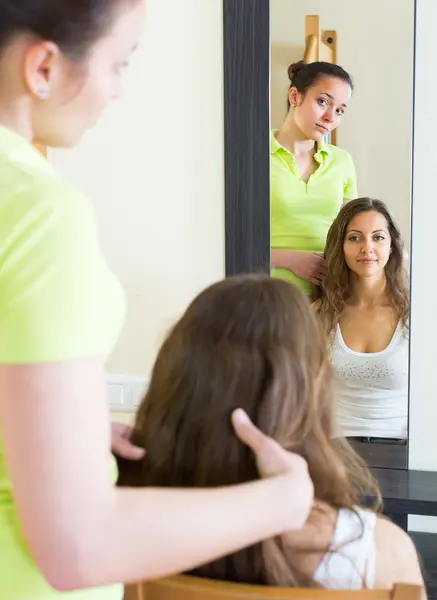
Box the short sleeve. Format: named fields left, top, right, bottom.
left=0, top=180, right=124, bottom=363
left=343, top=153, right=358, bottom=200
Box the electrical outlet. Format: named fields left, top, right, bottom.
left=106, top=373, right=149, bottom=412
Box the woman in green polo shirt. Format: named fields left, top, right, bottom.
left=271, top=61, right=357, bottom=298
left=0, top=2, right=315, bottom=600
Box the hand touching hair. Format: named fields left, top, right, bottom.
left=118, top=274, right=380, bottom=586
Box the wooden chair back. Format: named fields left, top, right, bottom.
left=124, top=575, right=423, bottom=600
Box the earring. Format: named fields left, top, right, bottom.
left=37, top=88, right=49, bottom=100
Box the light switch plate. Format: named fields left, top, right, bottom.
left=106, top=373, right=149, bottom=412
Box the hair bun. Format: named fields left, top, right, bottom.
left=287, top=60, right=306, bottom=82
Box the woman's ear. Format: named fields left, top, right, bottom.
left=23, top=40, right=60, bottom=100
left=288, top=87, right=299, bottom=108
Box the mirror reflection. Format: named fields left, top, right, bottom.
left=270, top=2, right=414, bottom=468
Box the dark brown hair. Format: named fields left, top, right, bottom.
left=117, top=274, right=380, bottom=586
left=287, top=60, right=353, bottom=109
left=0, top=0, right=136, bottom=60
left=317, top=198, right=409, bottom=337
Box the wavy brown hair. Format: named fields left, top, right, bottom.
left=117, top=274, right=381, bottom=586
left=317, top=198, right=409, bottom=337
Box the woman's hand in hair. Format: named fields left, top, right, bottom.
left=232, top=409, right=314, bottom=530
left=282, top=500, right=336, bottom=552
left=110, top=422, right=145, bottom=460
left=271, top=250, right=327, bottom=285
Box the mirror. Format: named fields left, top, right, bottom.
left=270, top=1, right=415, bottom=469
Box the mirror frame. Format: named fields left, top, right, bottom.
left=222, top=0, right=416, bottom=471
left=223, top=0, right=271, bottom=276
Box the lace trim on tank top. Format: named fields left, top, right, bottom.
left=338, top=320, right=400, bottom=378
left=332, top=320, right=408, bottom=389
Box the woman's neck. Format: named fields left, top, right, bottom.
left=347, top=275, right=390, bottom=308
left=275, top=114, right=315, bottom=157
left=0, top=102, right=33, bottom=142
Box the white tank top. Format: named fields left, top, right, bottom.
left=330, top=320, right=409, bottom=439
left=314, top=507, right=377, bottom=589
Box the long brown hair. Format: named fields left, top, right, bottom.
left=117, top=275, right=380, bottom=586
left=317, top=198, right=409, bottom=336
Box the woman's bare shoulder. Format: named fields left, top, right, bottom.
left=374, top=516, right=425, bottom=594
left=312, top=299, right=321, bottom=311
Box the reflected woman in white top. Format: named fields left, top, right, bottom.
left=315, top=198, right=409, bottom=443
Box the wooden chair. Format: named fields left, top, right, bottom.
left=123, top=575, right=423, bottom=600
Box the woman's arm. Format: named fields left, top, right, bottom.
left=271, top=249, right=327, bottom=285
left=0, top=181, right=313, bottom=591
left=0, top=359, right=313, bottom=591
left=271, top=249, right=299, bottom=271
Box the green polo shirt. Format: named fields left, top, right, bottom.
left=270, top=130, right=357, bottom=296
left=0, top=125, right=125, bottom=599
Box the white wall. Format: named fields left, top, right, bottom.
left=50, top=0, right=225, bottom=375
left=407, top=0, right=437, bottom=533
left=270, top=0, right=414, bottom=245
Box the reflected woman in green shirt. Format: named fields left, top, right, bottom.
left=271, top=61, right=358, bottom=298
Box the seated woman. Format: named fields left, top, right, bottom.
left=315, top=198, right=409, bottom=446
left=117, top=274, right=422, bottom=591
